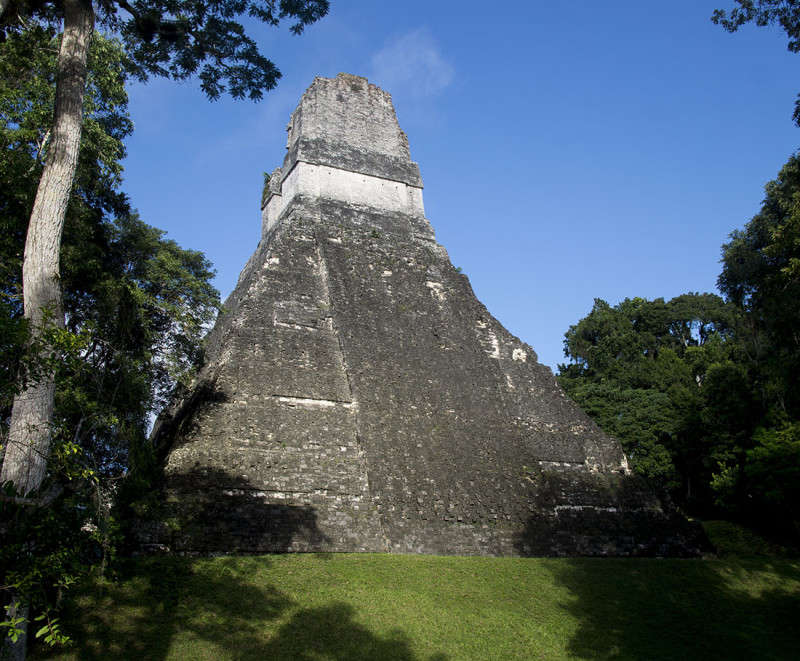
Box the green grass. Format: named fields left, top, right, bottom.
left=702, top=519, right=798, bottom=559
left=31, top=547, right=800, bottom=661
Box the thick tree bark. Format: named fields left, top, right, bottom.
left=1, top=0, right=94, bottom=494
left=2, top=5, right=94, bottom=658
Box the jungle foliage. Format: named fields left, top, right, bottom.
left=559, top=155, right=800, bottom=544
left=0, top=21, right=220, bottom=648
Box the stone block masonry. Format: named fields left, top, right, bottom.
left=142, top=74, right=704, bottom=557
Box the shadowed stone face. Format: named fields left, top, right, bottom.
left=143, top=74, right=704, bottom=557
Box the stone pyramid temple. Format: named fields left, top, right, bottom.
left=144, top=73, right=702, bottom=556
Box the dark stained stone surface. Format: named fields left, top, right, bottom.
left=141, top=75, right=704, bottom=557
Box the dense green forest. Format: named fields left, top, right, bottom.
left=0, top=19, right=222, bottom=649
left=559, top=155, right=800, bottom=545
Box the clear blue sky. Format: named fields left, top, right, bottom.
left=120, top=1, right=798, bottom=371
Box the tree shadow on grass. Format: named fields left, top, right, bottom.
left=544, top=557, right=800, bottom=660
left=34, top=556, right=443, bottom=660
left=31, top=463, right=443, bottom=660
left=55, top=556, right=293, bottom=660
left=262, top=603, right=447, bottom=661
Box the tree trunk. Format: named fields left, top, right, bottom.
left=0, top=0, right=10, bottom=22
left=2, top=5, right=94, bottom=658
left=1, top=0, right=94, bottom=495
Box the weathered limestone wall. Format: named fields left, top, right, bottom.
left=150, top=205, right=386, bottom=553
left=284, top=73, right=421, bottom=186
left=143, top=74, right=704, bottom=557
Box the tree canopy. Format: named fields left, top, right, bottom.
left=559, top=294, right=744, bottom=502
left=0, top=19, right=221, bottom=652
left=560, top=153, right=800, bottom=544
left=1, top=1, right=330, bottom=100
left=1, top=21, right=221, bottom=443
left=713, top=1, right=800, bottom=124
left=718, top=153, right=800, bottom=414
left=0, top=0, right=331, bottom=497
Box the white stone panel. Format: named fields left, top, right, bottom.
left=281, top=162, right=425, bottom=216
left=262, top=193, right=283, bottom=236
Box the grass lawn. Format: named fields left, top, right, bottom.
left=31, top=525, right=800, bottom=660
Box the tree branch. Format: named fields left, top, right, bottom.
left=0, top=483, right=63, bottom=508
